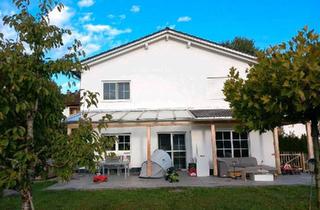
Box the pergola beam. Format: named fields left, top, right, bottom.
left=146, top=126, right=152, bottom=177
left=210, top=124, right=218, bottom=176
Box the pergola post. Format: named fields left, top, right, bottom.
left=306, top=122, right=314, bottom=159
left=146, top=126, right=152, bottom=177
left=210, top=124, right=218, bottom=176
left=273, top=127, right=281, bottom=174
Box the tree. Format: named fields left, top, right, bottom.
left=221, top=37, right=259, bottom=56
left=279, top=133, right=307, bottom=153
left=223, top=27, right=320, bottom=207
left=0, top=1, right=112, bottom=209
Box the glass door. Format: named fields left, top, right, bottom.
left=158, top=133, right=186, bottom=169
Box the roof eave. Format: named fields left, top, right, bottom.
left=80, top=28, right=257, bottom=67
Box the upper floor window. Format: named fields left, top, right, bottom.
left=103, top=81, right=130, bottom=100
left=206, top=77, right=227, bottom=100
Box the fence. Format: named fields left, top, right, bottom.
left=279, top=152, right=308, bottom=172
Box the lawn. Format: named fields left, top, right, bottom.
left=0, top=181, right=315, bottom=210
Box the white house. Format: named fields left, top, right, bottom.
left=67, top=28, right=278, bottom=175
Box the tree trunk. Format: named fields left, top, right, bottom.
left=20, top=187, right=34, bottom=210
left=21, top=100, right=38, bottom=210
left=311, top=117, right=320, bottom=208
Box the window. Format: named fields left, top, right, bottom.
left=216, top=131, right=249, bottom=158
left=206, top=77, right=227, bottom=100
left=158, top=133, right=186, bottom=169
left=118, top=135, right=130, bottom=151
left=103, top=134, right=130, bottom=151
left=103, top=82, right=130, bottom=100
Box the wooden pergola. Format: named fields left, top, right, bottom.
left=66, top=110, right=315, bottom=176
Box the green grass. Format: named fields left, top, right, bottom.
left=0, top=181, right=316, bottom=210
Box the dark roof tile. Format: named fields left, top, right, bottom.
left=190, top=109, right=232, bottom=118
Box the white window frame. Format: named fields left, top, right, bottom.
left=102, top=80, right=130, bottom=101
left=158, top=132, right=187, bottom=169
left=102, top=134, right=131, bottom=152
left=216, top=130, right=250, bottom=158
left=206, top=76, right=228, bottom=100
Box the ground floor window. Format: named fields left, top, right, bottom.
left=102, top=134, right=131, bottom=151
left=216, top=131, right=249, bottom=158
left=158, top=133, right=186, bottom=169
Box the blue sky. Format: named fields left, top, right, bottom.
left=1, top=0, right=319, bottom=93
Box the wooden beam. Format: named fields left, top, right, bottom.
left=146, top=126, right=152, bottom=177
left=76, top=120, right=239, bottom=129
left=67, top=124, right=79, bottom=135
left=210, top=124, right=218, bottom=176
left=306, top=122, right=314, bottom=159
left=273, top=127, right=281, bottom=174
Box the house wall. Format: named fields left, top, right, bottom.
left=101, top=125, right=276, bottom=169
left=249, top=131, right=276, bottom=167
left=81, top=38, right=250, bottom=111
left=101, top=125, right=193, bottom=168
left=81, top=35, right=276, bottom=169
left=191, top=125, right=276, bottom=168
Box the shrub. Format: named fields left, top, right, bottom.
left=279, top=133, right=307, bottom=153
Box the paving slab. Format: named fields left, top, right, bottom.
left=47, top=173, right=313, bottom=191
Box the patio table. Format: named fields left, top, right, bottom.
left=100, top=160, right=130, bottom=178
left=246, top=169, right=274, bottom=181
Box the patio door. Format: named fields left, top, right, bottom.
left=158, top=133, right=186, bottom=169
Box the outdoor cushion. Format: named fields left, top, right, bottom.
left=227, top=167, right=245, bottom=172
left=239, top=157, right=257, bottom=167
left=217, top=157, right=275, bottom=177
left=93, top=175, right=108, bottom=183
left=221, top=158, right=240, bottom=167
left=242, top=165, right=276, bottom=174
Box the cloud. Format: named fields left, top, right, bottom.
left=107, top=14, right=126, bottom=25
left=0, top=8, right=17, bottom=40
left=85, top=43, right=101, bottom=55
left=78, top=0, right=94, bottom=7
left=119, top=14, right=126, bottom=20
left=107, top=14, right=115, bottom=19
left=45, top=5, right=131, bottom=59
left=48, top=6, right=74, bottom=27
left=177, top=16, right=192, bottom=22
left=49, top=23, right=132, bottom=59
left=108, top=14, right=126, bottom=20
left=130, top=5, right=140, bottom=13
left=84, top=24, right=132, bottom=36
left=0, top=19, right=17, bottom=40
left=79, top=13, right=93, bottom=23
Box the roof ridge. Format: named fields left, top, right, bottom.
left=81, top=28, right=257, bottom=64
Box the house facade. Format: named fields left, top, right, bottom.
left=67, top=28, right=277, bottom=175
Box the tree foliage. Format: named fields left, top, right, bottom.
left=221, top=37, right=259, bottom=56
left=0, top=1, right=112, bottom=209
left=279, top=133, right=307, bottom=153
left=223, top=26, right=320, bottom=207
left=224, top=27, right=320, bottom=131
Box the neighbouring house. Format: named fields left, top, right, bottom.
left=63, top=91, right=80, bottom=117
left=66, top=28, right=280, bottom=176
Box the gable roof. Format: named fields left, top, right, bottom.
left=81, top=27, right=257, bottom=66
